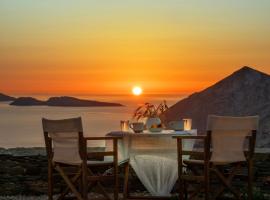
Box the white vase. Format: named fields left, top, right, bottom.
left=145, top=117, right=162, bottom=130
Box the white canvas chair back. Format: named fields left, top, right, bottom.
left=42, top=117, right=83, bottom=165
left=207, top=115, right=258, bottom=163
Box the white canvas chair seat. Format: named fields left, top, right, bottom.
left=43, top=118, right=83, bottom=165
left=206, top=116, right=258, bottom=198
left=177, top=115, right=259, bottom=200
left=51, top=136, right=82, bottom=165
left=42, top=117, right=86, bottom=200
left=210, top=130, right=248, bottom=163
left=43, top=117, right=121, bottom=200
left=184, top=159, right=240, bottom=167
left=87, top=160, right=113, bottom=165
left=207, top=115, right=259, bottom=163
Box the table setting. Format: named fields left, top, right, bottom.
left=105, top=101, right=197, bottom=196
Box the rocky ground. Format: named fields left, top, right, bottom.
left=0, top=148, right=269, bottom=199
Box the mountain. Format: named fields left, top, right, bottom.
left=46, top=96, right=123, bottom=107
left=10, top=97, right=46, bottom=106
left=10, top=96, right=123, bottom=107
left=161, top=66, right=270, bottom=148
left=0, top=93, right=16, bottom=101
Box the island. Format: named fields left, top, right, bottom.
left=0, top=93, right=16, bottom=101
left=10, top=97, right=46, bottom=106
left=46, top=96, right=123, bottom=107
left=10, top=96, right=123, bottom=107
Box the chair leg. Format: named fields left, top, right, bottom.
left=179, top=178, right=184, bottom=200
left=187, top=165, right=205, bottom=200
left=57, top=170, right=82, bottom=200
left=114, top=166, right=119, bottom=200
left=248, top=159, right=253, bottom=200
left=212, top=163, right=241, bottom=199
left=55, top=165, right=84, bottom=200
left=96, top=182, right=112, bottom=200
left=204, top=162, right=210, bottom=200
left=212, top=166, right=241, bottom=200
left=48, top=163, right=53, bottom=200
left=123, top=162, right=130, bottom=200
left=87, top=167, right=112, bottom=200
left=82, top=164, right=88, bottom=200
left=184, top=181, right=188, bottom=200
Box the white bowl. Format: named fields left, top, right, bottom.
left=148, top=128, right=163, bottom=132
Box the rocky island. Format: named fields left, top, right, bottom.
left=10, top=97, right=46, bottom=106
left=9, top=96, right=123, bottom=107
left=0, top=93, right=16, bottom=101
left=46, top=96, right=123, bottom=107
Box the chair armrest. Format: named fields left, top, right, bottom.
left=174, top=133, right=211, bottom=160
left=85, top=136, right=122, bottom=140
left=84, top=136, right=121, bottom=160
left=182, top=150, right=204, bottom=156
left=247, top=130, right=257, bottom=159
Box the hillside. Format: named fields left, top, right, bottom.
left=161, top=66, right=270, bottom=147
left=0, top=93, right=16, bottom=101
left=46, top=96, right=123, bottom=107
left=10, top=96, right=123, bottom=107
left=10, top=97, right=46, bottom=106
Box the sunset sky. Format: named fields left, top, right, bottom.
left=1, top=0, right=270, bottom=95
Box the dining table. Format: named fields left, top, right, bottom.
left=106, top=129, right=197, bottom=197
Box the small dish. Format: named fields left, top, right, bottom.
left=149, top=127, right=163, bottom=132
left=173, top=128, right=184, bottom=131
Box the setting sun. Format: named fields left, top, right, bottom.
left=132, top=86, right=143, bottom=96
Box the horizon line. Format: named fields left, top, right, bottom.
left=2, top=92, right=190, bottom=97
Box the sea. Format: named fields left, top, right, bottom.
left=0, top=94, right=185, bottom=148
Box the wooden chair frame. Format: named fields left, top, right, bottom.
left=84, top=136, right=121, bottom=200
left=173, top=135, right=210, bottom=200
left=173, top=130, right=256, bottom=200
left=44, top=131, right=87, bottom=200
left=44, top=129, right=121, bottom=200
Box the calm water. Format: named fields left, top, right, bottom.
left=0, top=94, right=184, bottom=147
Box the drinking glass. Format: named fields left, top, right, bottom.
left=183, top=118, right=192, bottom=130
left=120, top=120, right=130, bottom=131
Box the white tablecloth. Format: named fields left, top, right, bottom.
left=107, top=130, right=197, bottom=196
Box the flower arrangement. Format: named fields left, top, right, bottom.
left=132, top=100, right=169, bottom=121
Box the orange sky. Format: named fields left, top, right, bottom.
left=1, top=1, right=270, bottom=95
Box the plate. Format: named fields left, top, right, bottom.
left=173, top=128, right=184, bottom=131
left=148, top=128, right=163, bottom=132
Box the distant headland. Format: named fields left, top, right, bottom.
left=0, top=93, right=16, bottom=101
left=1, top=94, right=123, bottom=107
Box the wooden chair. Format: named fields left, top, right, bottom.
left=174, top=115, right=258, bottom=200
left=43, top=117, right=121, bottom=200
left=84, top=136, right=121, bottom=200
left=43, top=117, right=87, bottom=200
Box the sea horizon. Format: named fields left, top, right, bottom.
left=6, top=92, right=189, bottom=99
left=0, top=94, right=186, bottom=148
